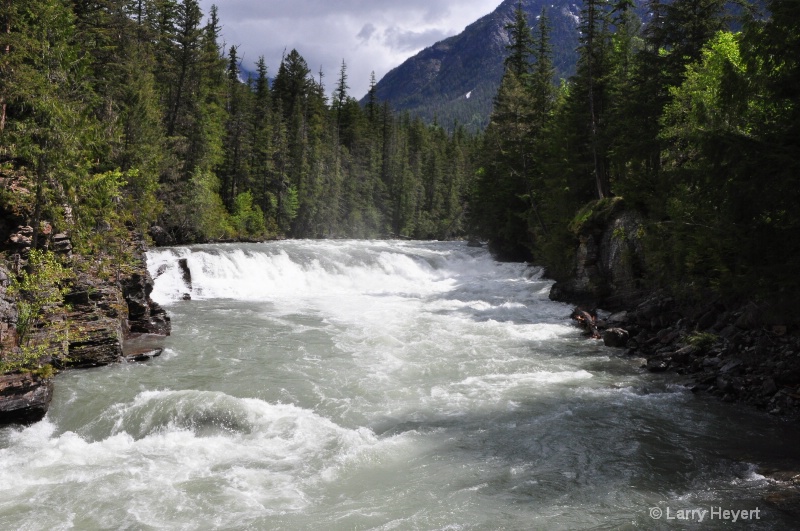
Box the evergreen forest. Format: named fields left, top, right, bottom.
left=1, top=0, right=799, bottom=313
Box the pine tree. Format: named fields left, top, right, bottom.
left=504, top=0, right=535, bottom=80
left=577, top=0, right=613, bottom=199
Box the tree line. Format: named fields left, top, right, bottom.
left=2, top=0, right=798, bottom=310
left=471, top=0, right=800, bottom=307
left=0, top=0, right=476, bottom=252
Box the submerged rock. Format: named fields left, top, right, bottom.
left=124, top=347, right=163, bottom=363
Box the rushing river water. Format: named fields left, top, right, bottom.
left=1, top=240, right=799, bottom=530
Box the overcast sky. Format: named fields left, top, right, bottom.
left=199, top=0, right=503, bottom=99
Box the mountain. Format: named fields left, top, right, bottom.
left=368, top=0, right=585, bottom=131
left=370, top=0, right=664, bottom=131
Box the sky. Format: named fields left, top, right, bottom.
left=198, top=0, right=503, bottom=99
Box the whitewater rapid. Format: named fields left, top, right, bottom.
left=1, top=240, right=797, bottom=530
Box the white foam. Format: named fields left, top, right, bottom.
left=0, top=390, right=395, bottom=526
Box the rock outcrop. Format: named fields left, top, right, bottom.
left=0, top=233, right=171, bottom=425
left=0, top=372, right=53, bottom=425
left=550, top=200, right=645, bottom=311
left=122, top=237, right=171, bottom=336
left=555, top=199, right=800, bottom=419
left=570, top=296, right=800, bottom=419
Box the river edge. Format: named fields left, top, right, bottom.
left=0, top=234, right=171, bottom=425
left=4, top=236, right=799, bottom=424
left=3, top=237, right=799, bottom=516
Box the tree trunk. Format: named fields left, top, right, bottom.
left=1, top=1, right=10, bottom=134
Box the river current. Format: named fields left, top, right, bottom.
left=1, top=240, right=798, bottom=530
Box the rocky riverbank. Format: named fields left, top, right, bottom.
left=581, top=296, right=800, bottom=420
left=549, top=204, right=800, bottom=515
left=548, top=202, right=800, bottom=420
left=0, top=231, right=170, bottom=426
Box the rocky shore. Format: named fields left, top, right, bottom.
left=0, top=231, right=170, bottom=426
left=549, top=205, right=800, bottom=514
left=583, top=296, right=800, bottom=420
left=547, top=202, right=800, bottom=420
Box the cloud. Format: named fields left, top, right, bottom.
left=357, top=23, right=377, bottom=43
left=384, top=27, right=450, bottom=52
left=200, top=0, right=501, bottom=98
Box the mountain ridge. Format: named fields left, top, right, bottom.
left=368, top=0, right=585, bottom=130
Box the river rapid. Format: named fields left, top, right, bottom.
left=1, top=240, right=798, bottom=530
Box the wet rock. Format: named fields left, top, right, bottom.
left=178, top=258, right=192, bottom=292
left=607, top=311, right=628, bottom=324
left=647, top=359, right=670, bottom=373
left=0, top=373, right=54, bottom=426
left=67, top=315, right=124, bottom=368
left=603, top=328, right=630, bottom=348
left=124, top=347, right=163, bottom=362
left=764, top=489, right=800, bottom=516
left=121, top=253, right=171, bottom=337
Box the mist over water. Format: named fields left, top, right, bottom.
left=1, top=241, right=798, bottom=529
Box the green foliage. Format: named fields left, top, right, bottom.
left=5, top=0, right=797, bottom=320
left=687, top=332, right=718, bottom=352
left=7, top=250, right=71, bottom=346
left=231, top=191, right=267, bottom=237
left=568, top=197, right=624, bottom=234
left=186, top=169, right=234, bottom=241
left=2, top=250, right=71, bottom=375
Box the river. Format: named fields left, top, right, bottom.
left=1, top=240, right=798, bottom=529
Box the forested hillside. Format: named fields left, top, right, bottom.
left=2, top=0, right=799, bottom=337
left=1, top=0, right=476, bottom=249
left=471, top=0, right=800, bottom=311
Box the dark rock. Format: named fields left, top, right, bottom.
left=716, top=376, right=734, bottom=393
left=67, top=316, right=124, bottom=368
left=697, top=311, right=717, bottom=331
left=64, top=290, right=90, bottom=306
left=658, top=329, right=680, bottom=345
left=607, top=311, right=628, bottom=324
left=778, top=368, right=800, bottom=386
left=149, top=225, right=174, bottom=247
left=761, top=378, right=779, bottom=396
left=550, top=205, right=645, bottom=311
left=647, top=359, right=670, bottom=373
left=603, top=328, right=630, bottom=348
left=51, top=233, right=73, bottom=255
left=735, top=302, right=764, bottom=330
left=675, top=345, right=700, bottom=357
left=764, top=490, right=800, bottom=516
left=121, top=252, right=171, bottom=337
left=720, top=360, right=742, bottom=374
left=0, top=373, right=54, bottom=426
left=124, top=348, right=163, bottom=362
left=178, top=258, right=192, bottom=291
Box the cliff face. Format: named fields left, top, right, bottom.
left=550, top=203, right=646, bottom=311
left=0, top=230, right=170, bottom=425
